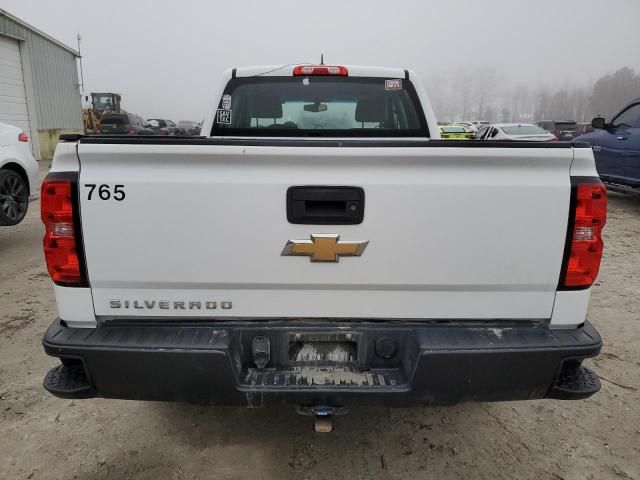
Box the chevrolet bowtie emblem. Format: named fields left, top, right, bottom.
left=281, top=234, right=369, bottom=262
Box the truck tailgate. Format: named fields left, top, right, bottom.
left=77, top=142, right=572, bottom=320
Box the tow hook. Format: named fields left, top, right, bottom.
left=295, top=405, right=348, bottom=432
left=313, top=406, right=335, bottom=433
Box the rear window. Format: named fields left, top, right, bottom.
left=147, top=119, right=167, bottom=127
left=440, top=126, right=466, bottom=133
left=502, top=125, right=549, bottom=135
left=101, top=114, right=129, bottom=125
left=555, top=122, right=578, bottom=130
left=211, top=76, right=428, bottom=137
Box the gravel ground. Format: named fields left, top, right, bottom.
left=0, top=187, right=638, bottom=480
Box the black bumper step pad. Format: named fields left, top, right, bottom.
left=548, top=364, right=601, bottom=400
left=43, top=364, right=96, bottom=399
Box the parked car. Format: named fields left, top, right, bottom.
left=473, top=125, right=491, bottom=140
left=41, top=64, right=605, bottom=429
left=99, top=113, right=152, bottom=135
left=536, top=120, right=580, bottom=141
left=470, top=120, right=490, bottom=128
left=146, top=119, right=176, bottom=136
left=177, top=120, right=201, bottom=136
left=439, top=125, right=472, bottom=139
left=575, top=98, right=640, bottom=190
left=474, top=123, right=556, bottom=142
left=0, top=122, right=39, bottom=226
left=453, top=121, right=478, bottom=133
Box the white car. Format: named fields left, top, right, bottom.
left=453, top=121, right=478, bottom=133
left=0, top=122, right=39, bottom=225
left=475, top=123, right=557, bottom=142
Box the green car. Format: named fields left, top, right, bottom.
left=438, top=125, right=473, bottom=140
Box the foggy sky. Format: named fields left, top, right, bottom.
left=2, top=0, right=639, bottom=121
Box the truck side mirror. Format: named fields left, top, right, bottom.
left=591, top=117, right=606, bottom=130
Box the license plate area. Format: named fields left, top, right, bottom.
left=289, top=335, right=358, bottom=364
left=231, top=326, right=416, bottom=389
left=231, top=325, right=413, bottom=371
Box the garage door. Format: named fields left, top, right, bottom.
left=0, top=36, right=31, bottom=135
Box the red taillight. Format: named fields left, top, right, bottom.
left=41, top=173, right=87, bottom=286
left=18, top=132, right=29, bottom=142
left=560, top=180, right=607, bottom=289
left=128, top=125, right=136, bottom=133
left=293, top=65, right=348, bottom=76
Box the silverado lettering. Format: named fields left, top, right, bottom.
left=109, top=299, right=232, bottom=310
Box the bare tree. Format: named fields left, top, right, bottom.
left=423, top=65, right=639, bottom=125
left=473, top=67, right=497, bottom=121
left=589, top=67, right=640, bottom=118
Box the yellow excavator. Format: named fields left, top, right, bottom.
left=82, top=92, right=124, bottom=133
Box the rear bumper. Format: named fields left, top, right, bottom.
left=42, top=319, right=602, bottom=406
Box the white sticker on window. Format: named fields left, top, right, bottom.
left=221, top=94, right=232, bottom=110
left=302, top=77, right=310, bottom=86
left=385, top=79, right=402, bottom=90
left=217, top=109, right=231, bottom=124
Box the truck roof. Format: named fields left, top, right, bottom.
left=234, top=64, right=408, bottom=79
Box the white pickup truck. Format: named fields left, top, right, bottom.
left=41, top=64, right=606, bottom=429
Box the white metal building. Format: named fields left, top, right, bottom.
left=0, top=9, right=82, bottom=161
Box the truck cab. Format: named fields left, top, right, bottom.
left=90, top=92, right=122, bottom=114
left=576, top=98, right=640, bottom=190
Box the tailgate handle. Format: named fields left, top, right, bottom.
left=287, top=186, right=364, bottom=225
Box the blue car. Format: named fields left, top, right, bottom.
left=575, top=97, right=640, bottom=190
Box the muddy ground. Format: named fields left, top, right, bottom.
left=0, top=184, right=638, bottom=479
